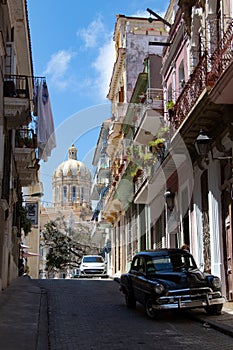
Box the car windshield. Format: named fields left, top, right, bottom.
left=148, top=253, right=197, bottom=272
left=83, top=256, right=104, bottom=263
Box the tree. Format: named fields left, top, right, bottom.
left=42, top=216, right=99, bottom=275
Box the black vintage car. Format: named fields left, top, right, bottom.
left=119, top=249, right=225, bottom=318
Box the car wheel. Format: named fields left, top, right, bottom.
left=125, top=291, right=136, bottom=308
left=145, top=298, right=156, bottom=319
left=204, top=304, right=223, bottom=315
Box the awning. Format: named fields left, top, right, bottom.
left=21, top=251, right=40, bottom=257
left=20, top=244, right=30, bottom=249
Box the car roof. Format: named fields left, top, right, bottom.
left=82, top=255, right=103, bottom=258
left=134, top=249, right=191, bottom=257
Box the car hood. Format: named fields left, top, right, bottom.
left=149, top=269, right=208, bottom=289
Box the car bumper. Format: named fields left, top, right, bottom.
left=79, top=270, right=108, bottom=277
left=152, top=293, right=225, bottom=310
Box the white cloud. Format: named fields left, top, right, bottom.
left=44, top=50, right=75, bottom=88
left=92, top=38, right=115, bottom=100
left=77, top=15, right=106, bottom=48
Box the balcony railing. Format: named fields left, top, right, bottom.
left=171, top=19, right=233, bottom=129
left=171, top=52, right=208, bottom=128
left=207, top=19, right=233, bottom=86
left=4, top=74, right=30, bottom=98
left=145, top=88, right=163, bottom=110
left=15, top=128, right=37, bottom=149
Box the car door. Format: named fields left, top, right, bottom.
left=130, top=256, right=149, bottom=303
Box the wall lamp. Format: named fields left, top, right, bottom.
left=146, top=8, right=172, bottom=28
left=194, top=129, right=232, bottom=162
left=164, top=189, right=175, bottom=211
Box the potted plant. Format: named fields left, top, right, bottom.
left=24, top=137, right=33, bottom=148
left=148, top=138, right=165, bottom=153
left=166, top=100, right=175, bottom=120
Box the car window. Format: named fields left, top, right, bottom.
left=83, top=256, right=104, bottom=263
left=131, top=257, right=146, bottom=273
left=151, top=253, right=197, bottom=272
left=152, top=256, right=173, bottom=271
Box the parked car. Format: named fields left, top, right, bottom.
left=79, top=255, right=107, bottom=278
left=119, top=249, right=225, bottom=319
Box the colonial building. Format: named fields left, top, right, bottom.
left=92, top=0, right=233, bottom=303
left=0, top=1, right=52, bottom=289
left=91, top=14, right=170, bottom=274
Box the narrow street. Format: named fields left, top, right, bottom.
left=38, top=279, right=233, bottom=350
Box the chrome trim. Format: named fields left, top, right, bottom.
left=152, top=294, right=225, bottom=310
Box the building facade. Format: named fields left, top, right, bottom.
left=0, top=0, right=55, bottom=287
left=0, top=0, right=39, bottom=289
left=92, top=0, right=233, bottom=301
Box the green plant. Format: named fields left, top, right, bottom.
left=143, top=152, right=156, bottom=166
left=148, top=138, right=164, bottom=147
left=166, top=100, right=175, bottom=110
left=19, top=205, right=32, bottom=236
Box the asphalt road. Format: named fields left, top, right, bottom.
left=38, top=278, right=233, bottom=350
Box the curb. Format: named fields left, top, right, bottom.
left=186, top=310, right=233, bottom=338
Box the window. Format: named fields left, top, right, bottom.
left=178, top=61, right=185, bottom=93
left=71, top=186, right=76, bottom=202
left=63, top=186, right=67, bottom=202
left=81, top=187, right=84, bottom=202
left=131, top=257, right=146, bottom=273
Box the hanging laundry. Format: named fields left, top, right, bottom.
left=37, top=80, right=56, bottom=161
left=33, top=78, right=39, bottom=116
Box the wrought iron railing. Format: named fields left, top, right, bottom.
left=4, top=74, right=30, bottom=98
left=171, top=53, right=208, bottom=128
left=170, top=19, right=233, bottom=129
left=15, top=128, right=37, bottom=148
left=207, top=19, right=233, bottom=86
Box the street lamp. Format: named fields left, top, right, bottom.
left=146, top=8, right=172, bottom=27
left=164, top=189, right=175, bottom=211
left=194, top=129, right=232, bottom=162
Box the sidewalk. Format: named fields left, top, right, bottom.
left=0, top=276, right=233, bottom=350
left=0, top=275, right=48, bottom=350
left=187, top=300, right=233, bottom=338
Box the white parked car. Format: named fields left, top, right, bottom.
left=79, top=255, right=107, bottom=278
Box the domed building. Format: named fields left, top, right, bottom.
left=52, top=144, right=92, bottom=215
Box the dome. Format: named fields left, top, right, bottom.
left=53, top=145, right=91, bottom=180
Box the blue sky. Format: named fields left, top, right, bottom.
left=27, top=0, right=169, bottom=203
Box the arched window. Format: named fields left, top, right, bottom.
left=71, top=186, right=76, bottom=202
left=178, top=61, right=185, bottom=93
left=63, top=186, right=67, bottom=202
left=81, top=187, right=84, bottom=202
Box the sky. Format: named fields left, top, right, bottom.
left=27, top=0, right=169, bottom=204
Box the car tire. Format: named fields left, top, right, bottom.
left=145, top=298, right=157, bottom=319
left=204, top=304, right=223, bottom=315
left=125, top=291, right=136, bottom=308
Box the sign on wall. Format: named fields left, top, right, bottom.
left=25, top=202, right=38, bottom=225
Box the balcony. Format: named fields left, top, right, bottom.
left=98, top=157, right=111, bottom=178
left=171, top=19, right=233, bottom=129
left=15, top=128, right=37, bottom=149
left=4, top=74, right=31, bottom=128
left=169, top=19, right=233, bottom=152
left=14, top=128, right=39, bottom=187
